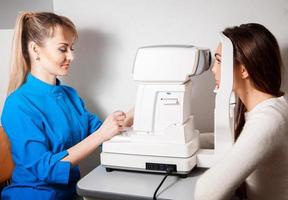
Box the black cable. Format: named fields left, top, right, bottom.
left=153, top=167, right=174, bottom=200
left=153, top=173, right=169, bottom=200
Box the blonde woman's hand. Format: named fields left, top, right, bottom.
left=123, top=107, right=134, bottom=128
left=98, top=111, right=126, bottom=142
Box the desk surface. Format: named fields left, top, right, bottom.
left=77, top=166, right=205, bottom=200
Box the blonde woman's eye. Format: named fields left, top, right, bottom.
left=59, top=48, right=67, bottom=53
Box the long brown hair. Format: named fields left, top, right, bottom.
left=8, top=12, right=78, bottom=94
left=223, top=23, right=283, bottom=139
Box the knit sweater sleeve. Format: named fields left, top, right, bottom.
left=194, top=110, right=282, bottom=200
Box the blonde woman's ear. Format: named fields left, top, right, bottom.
left=28, top=41, right=40, bottom=61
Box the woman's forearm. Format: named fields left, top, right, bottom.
left=61, top=111, right=126, bottom=166
left=61, top=130, right=105, bottom=166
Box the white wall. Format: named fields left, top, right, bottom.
left=54, top=0, right=288, bottom=133
left=0, top=30, right=13, bottom=126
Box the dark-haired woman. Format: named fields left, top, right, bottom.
left=195, top=23, right=288, bottom=200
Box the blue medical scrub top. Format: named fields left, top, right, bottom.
left=1, top=74, right=102, bottom=200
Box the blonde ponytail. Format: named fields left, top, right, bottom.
left=7, top=12, right=31, bottom=95
left=7, top=11, right=78, bottom=95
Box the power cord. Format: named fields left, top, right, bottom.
left=153, top=167, right=174, bottom=200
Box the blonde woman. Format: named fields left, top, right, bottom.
left=1, top=12, right=131, bottom=199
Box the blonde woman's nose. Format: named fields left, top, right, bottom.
left=66, top=50, right=74, bottom=61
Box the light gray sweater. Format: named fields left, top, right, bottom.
left=195, top=95, right=288, bottom=200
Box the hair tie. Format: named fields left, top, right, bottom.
left=24, top=12, right=34, bottom=20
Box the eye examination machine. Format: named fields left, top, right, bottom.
left=101, top=34, right=235, bottom=175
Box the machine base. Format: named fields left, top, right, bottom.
left=101, top=152, right=197, bottom=176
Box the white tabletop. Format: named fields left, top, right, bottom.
left=77, top=165, right=205, bottom=200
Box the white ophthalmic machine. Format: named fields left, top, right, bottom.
left=101, top=33, right=235, bottom=175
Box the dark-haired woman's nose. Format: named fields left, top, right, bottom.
left=211, top=60, right=216, bottom=75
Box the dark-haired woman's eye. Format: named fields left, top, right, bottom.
left=70, top=47, right=75, bottom=51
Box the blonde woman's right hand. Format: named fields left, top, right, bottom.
left=98, top=111, right=126, bottom=142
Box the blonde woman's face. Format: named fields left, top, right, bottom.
left=37, top=26, right=75, bottom=77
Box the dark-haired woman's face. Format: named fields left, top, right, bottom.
left=212, top=43, right=248, bottom=94
left=212, top=43, right=222, bottom=89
